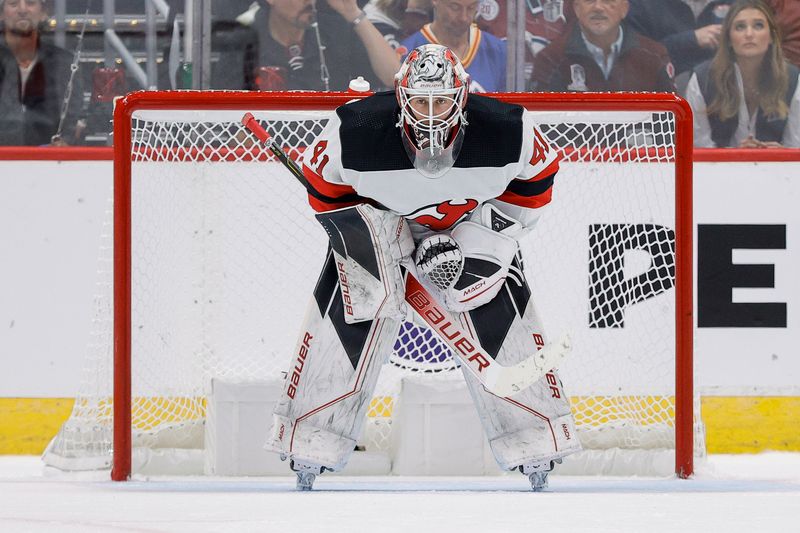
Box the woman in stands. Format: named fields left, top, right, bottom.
left=685, top=0, right=800, bottom=147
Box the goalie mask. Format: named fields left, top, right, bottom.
left=395, top=44, right=469, bottom=179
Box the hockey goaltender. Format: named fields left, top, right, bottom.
left=262, top=44, right=581, bottom=491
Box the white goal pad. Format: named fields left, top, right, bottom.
left=391, top=375, right=499, bottom=476
left=205, top=379, right=286, bottom=476
left=205, top=379, right=390, bottom=476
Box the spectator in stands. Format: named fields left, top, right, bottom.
left=765, top=1, right=800, bottom=69
left=0, top=43, right=21, bottom=145
left=363, top=0, right=439, bottom=50
left=686, top=0, right=800, bottom=147
left=402, top=0, right=506, bottom=92
left=0, top=0, right=83, bottom=145
left=248, top=0, right=400, bottom=91
left=402, top=0, right=432, bottom=39
left=531, top=0, right=675, bottom=92
left=476, top=0, right=574, bottom=90
left=364, top=0, right=408, bottom=51
left=685, top=0, right=713, bottom=16
left=698, top=1, right=733, bottom=26
left=626, top=0, right=723, bottom=76
left=697, top=0, right=800, bottom=71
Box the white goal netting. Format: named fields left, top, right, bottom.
left=43, top=93, right=702, bottom=477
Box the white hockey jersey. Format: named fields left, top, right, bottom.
left=300, top=92, right=560, bottom=233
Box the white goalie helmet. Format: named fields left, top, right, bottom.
left=395, top=44, right=470, bottom=179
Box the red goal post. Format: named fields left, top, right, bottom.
left=110, top=90, right=694, bottom=481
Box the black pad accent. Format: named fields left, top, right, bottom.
left=466, top=256, right=530, bottom=359
left=329, top=286, right=374, bottom=369
left=316, top=207, right=381, bottom=281
left=453, top=258, right=501, bottom=290
left=507, top=255, right=532, bottom=313
left=313, top=249, right=338, bottom=317
left=312, top=248, right=374, bottom=370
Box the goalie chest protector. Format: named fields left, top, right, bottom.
left=329, top=92, right=534, bottom=226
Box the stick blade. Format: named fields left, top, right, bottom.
left=489, top=334, right=572, bottom=397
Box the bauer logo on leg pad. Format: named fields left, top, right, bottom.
left=337, top=261, right=354, bottom=317
left=287, top=332, right=313, bottom=399
left=546, top=373, right=562, bottom=399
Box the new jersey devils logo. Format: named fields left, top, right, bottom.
left=416, top=55, right=445, bottom=81
left=407, top=199, right=479, bottom=231
left=412, top=50, right=448, bottom=84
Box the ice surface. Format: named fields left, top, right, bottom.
left=1, top=453, right=798, bottom=533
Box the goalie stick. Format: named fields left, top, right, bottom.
left=241, top=112, right=570, bottom=396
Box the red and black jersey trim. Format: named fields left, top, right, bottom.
left=497, top=159, right=559, bottom=208
left=303, top=163, right=367, bottom=212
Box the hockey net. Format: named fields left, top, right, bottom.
left=43, top=91, right=700, bottom=479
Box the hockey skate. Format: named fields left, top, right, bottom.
left=290, top=459, right=327, bottom=491
left=518, top=458, right=562, bottom=492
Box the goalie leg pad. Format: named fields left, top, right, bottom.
left=269, top=415, right=357, bottom=470
left=458, top=264, right=582, bottom=469
left=267, top=390, right=371, bottom=471
left=485, top=411, right=579, bottom=470
left=316, top=204, right=414, bottom=324
left=265, top=252, right=402, bottom=471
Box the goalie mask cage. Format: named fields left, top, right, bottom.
left=43, top=91, right=698, bottom=481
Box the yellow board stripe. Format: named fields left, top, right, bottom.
left=0, top=398, right=75, bottom=455
left=702, top=397, right=800, bottom=453
left=2, top=396, right=799, bottom=455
